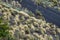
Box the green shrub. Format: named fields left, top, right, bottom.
left=0, top=16, right=13, bottom=40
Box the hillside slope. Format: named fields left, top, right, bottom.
left=0, top=1, right=60, bottom=40
left=18, top=0, right=60, bottom=26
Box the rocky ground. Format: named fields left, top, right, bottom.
left=0, top=1, right=60, bottom=40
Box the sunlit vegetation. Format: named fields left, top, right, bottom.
left=0, top=0, right=60, bottom=40
left=32, top=0, right=42, bottom=5
left=32, top=0, right=59, bottom=7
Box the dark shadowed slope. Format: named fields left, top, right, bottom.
left=18, top=0, right=60, bottom=26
